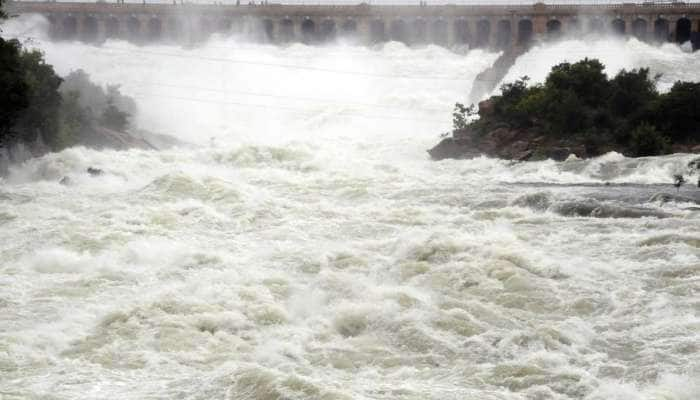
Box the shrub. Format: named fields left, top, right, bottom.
left=452, top=102, right=475, bottom=131
left=652, top=81, right=700, bottom=141
left=629, top=123, right=670, bottom=157
left=100, top=101, right=130, bottom=131
left=493, top=76, right=531, bottom=127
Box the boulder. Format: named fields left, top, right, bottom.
left=514, top=149, right=533, bottom=161
left=649, top=192, right=698, bottom=205
left=427, top=138, right=475, bottom=160
left=87, top=167, right=103, bottom=176
left=485, top=127, right=519, bottom=144
left=688, top=157, right=700, bottom=170
left=542, top=147, right=574, bottom=162
left=497, top=139, right=529, bottom=159
left=453, top=126, right=476, bottom=140
left=478, top=99, right=495, bottom=118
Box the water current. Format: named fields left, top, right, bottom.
left=1, top=15, right=699, bottom=400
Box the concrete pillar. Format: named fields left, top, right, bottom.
left=446, top=17, right=455, bottom=46
left=509, top=14, right=518, bottom=46
left=533, top=15, right=547, bottom=36
left=624, top=14, right=635, bottom=36
left=357, top=17, right=372, bottom=45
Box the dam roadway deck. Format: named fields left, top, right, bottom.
left=6, top=1, right=700, bottom=48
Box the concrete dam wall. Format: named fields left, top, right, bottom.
left=7, top=1, right=700, bottom=49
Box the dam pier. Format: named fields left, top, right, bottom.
left=7, top=1, right=700, bottom=49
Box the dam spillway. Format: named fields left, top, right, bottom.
left=6, top=1, right=700, bottom=49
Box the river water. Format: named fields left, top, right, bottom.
left=1, top=15, right=699, bottom=400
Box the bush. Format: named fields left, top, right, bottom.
left=545, top=58, right=609, bottom=108
left=452, top=102, right=475, bottom=131
left=51, top=91, right=88, bottom=150
left=607, top=68, right=658, bottom=119
left=493, top=76, right=531, bottom=127
left=60, top=70, right=137, bottom=120
left=100, top=101, right=130, bottom=131
left=652, top=81, right=700, bottom=141
left=629, top=123, right=670, bottom=157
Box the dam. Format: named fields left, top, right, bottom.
left=6, top=1, right=700, bottom=49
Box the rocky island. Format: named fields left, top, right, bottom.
left=430, top=58, right=700, bottom=162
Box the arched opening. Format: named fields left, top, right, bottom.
left=413, top=18, right=427, bottom=44
left=496, top=19, right=511, bottom=49
left=301, top=18, right=315, bottom=43
left=431, top=19, right=448, bottom=45
left=82, top=16, right=98, bottom=42
left=218, top=19, right=232, bottom=33
left=147, top=18, right=162, bottom=41
left=390, top=19, right=408, bottom=43
left=476, top=19, right=490, bottom=47
left=568, top=18, right=581, bottom=34
left=62, top=16, right=78, bottom=39
left=280, top=18, right=294, bottom=41
left=370, top=19, right=385, bottom=43
left=200, top=17, right=214, bottom=38
left=320, top=19, right=336, bottom=41
left=654, top=18, right=669, bottom=42
left=166, top=18, right=183, bottom=40
left=341, top=19, right=357, bottom=35
left=105, top=17, right=119, bottom=39
left=676, top=17, right=691, bottom=43
left=588, top=18, right=603, bottom=35
left=126, top=16, right=140, bottom=38
left=611, top=18, right=625, bottom=36
left=632, top=18, right=647, bottom=40
left=518, top=19, right=533, bottom=45
left=546, top=19, right=562, bottom=38
left=263, top=18, right=274, bottom=41
left=454, top=18, right=469, bottom=45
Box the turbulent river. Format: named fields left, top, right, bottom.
left=1, top=15, right=699, bottom=400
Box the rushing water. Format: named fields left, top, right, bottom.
left=1, top=15, right=699, bottom=400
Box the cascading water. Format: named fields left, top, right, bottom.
left=1, top=14, right=698, bottom=400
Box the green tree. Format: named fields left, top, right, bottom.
left=608, top=68, right=658, bottom=119
left=51, top=90, right=90, bottom=150
left=12, top=48, right=63, bottom=144
left=653, top=81, right=700, bottom=141
left=629, top=122, right=670, bottom=157
left=493, top=76, right=531, bottom=127
left=545, top=58, right=609, bottom=108
left=0, top=38, right=30, bottom=147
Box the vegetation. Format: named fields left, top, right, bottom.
left=454, top=58, right=700, bottom=157
left=0, top=1, right=134, bottom=152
